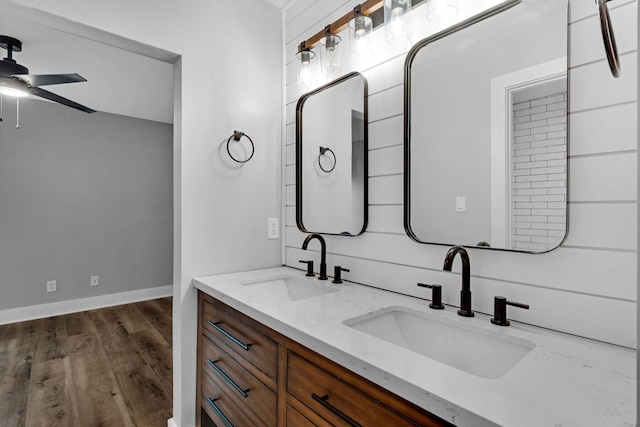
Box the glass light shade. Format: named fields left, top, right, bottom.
left=427, top=0, right=459, bottom=22
left=0, top=86, right=28, bottom=97
left=349, top=15, right=373, bottom=59
left=296, top=49, right=317, bottom=87
left=384, top=0, right=412, bottom=44
left=319, top=34, right=341, bottom=75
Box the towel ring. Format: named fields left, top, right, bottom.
left=597, top=0, right=621, bottom=78
left=318, top=146, right=336, bottom=173
left=226, top=131, right=255, bottom=164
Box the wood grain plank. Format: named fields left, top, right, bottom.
left=0, top=323, right=17, bottom=353
left=152, top=296, right=172, bottom=313
left=89, top=308, right=146, bottom=373
left=114, top=365, right=172, bottom=427
left=33, top=316, right=69, bottom=365
left=112, top=303, right=153, bottom=334
left=25, top=357, right=80, bottom=427
left=135, top=300, right=172, bottom=345
left=201, top=408, right=217, bottom=427
left=0, top=320, right=37, bottom=427
left=67, top=332, right=136, bottom=427
left=63, top=311, right=97, bottom=337
left=131, top=327, right=173, bottom=401
left=2, top=299, right=174, bottom=426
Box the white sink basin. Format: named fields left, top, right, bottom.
left=344, top=306, right=535, bottom=379
left=241, top=275, right=338, bottom=301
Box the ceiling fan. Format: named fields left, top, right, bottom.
left=0, top=35, right=95, bottom=114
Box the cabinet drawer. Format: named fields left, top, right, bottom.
left=202, top=300, right=277, bottom=380
left=286, top=404, right=317, bottom=427
left=288, top=352, right=421, bottom=427
left=201, top=370, right=266, bottom=427
left=201, top=336, right=277, bottom=426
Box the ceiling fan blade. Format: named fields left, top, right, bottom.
left=15, top=73, right=87, bottom=87
left=27, top=86, right=96, bottom=114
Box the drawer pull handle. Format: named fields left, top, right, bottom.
left=207, top=359, right=249, bottom=398
left=311, top=393, right=362, bottom=427
left=206, top=396, right=234, bottom=427
left=208, top=321, right=251, bottom=351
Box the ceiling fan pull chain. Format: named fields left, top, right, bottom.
left=16, top=97, right=19, bottom=129
left=0, top=90, right=3, bottom=122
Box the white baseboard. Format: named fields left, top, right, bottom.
left=0, top=285, right=173, bottom=325
left=167, top=418, right=178, bottom=427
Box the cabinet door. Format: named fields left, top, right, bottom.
left=202, top=299, right=278, bottom=380
left=201, top=336, right=277, bottom=426
left=287, top=352, right=422, bottom=427
left=286, top=404, right=317, bottom=427
left=201, top=369, right=266, bottom=427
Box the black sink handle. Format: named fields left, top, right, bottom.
left=491, top=296, right=529, bottom=326
left=417, top=283, right=445, bottom=310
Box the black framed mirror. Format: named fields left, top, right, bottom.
left=404, top=0, right=568, bottom=253
left=296, top=72, right=368, bottom=236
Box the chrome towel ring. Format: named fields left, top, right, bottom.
left=226, top=131, right=254, bottom=164
left=318, top=146, right=336, bottom=173
left=597, top=0, right=621, bottom=78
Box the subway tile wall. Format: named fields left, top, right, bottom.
left=282, top=0, right=638, bottom=348
left=512, top=91, right=568, bottom=251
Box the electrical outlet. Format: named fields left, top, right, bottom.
left=90, top=275, right=99, bottom=287
left=46, top=280, right=56, bottom=293
left=267, top=217, right=280, bottom=240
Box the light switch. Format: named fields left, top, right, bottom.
left=456, top=196, right=466, bottom=213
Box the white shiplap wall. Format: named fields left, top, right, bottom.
left=282, top=0, right=638, bottom=348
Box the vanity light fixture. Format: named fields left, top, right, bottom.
left=426, top=0, right=459, bottom=22
left=384, top=0, right=412, bottom=44
left=295, top=0, right=445, bottom=69
left=349, top=5, right=374, bottom=59
left=319, top=26, right=342, bottom=75
left=295, top=42, right=316, bottom=87
left=294, top=0, right=382, bottom=86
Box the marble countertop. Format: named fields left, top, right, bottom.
left=193, top=267, right=636, bottom=427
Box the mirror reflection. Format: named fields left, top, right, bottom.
left=296, top=72, right=367, bottom=235
left=405, top=0, right=568, bottom=252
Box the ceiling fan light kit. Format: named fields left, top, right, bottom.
left=0, top=34, right=95, bottom=128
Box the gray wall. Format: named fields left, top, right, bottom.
left=0, top=98, right=173, bottom=309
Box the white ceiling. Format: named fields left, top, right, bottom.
left=0, top=12, right=174, bottom=124
left=266, top=0, right=294, bottom=8
left=0, top=0, right=296, bottom=124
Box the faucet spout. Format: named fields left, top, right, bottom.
left=302, top=233, right=327, bottom=280
left=443, top=245, right=473, bottom=317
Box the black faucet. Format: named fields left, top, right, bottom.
left=302, top=234, right=327, bottom=280
left=443, top=246, right=473, bottom=317
left=491, top=296, right=530, bottom=326
left=332, top=266, right=350, bottom=284
left=417, top=283, right=444, bottom=310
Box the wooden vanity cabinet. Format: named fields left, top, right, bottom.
left=197, top=291, right=453, bottom=427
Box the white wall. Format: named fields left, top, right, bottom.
left=0, top=99, right=173, bottom=312
left=284, top=0, right=637, bottom=348
left=1, top=1, right=283, bottom=426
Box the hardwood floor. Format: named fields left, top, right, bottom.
left=0, top=297, right=173, bottom=427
